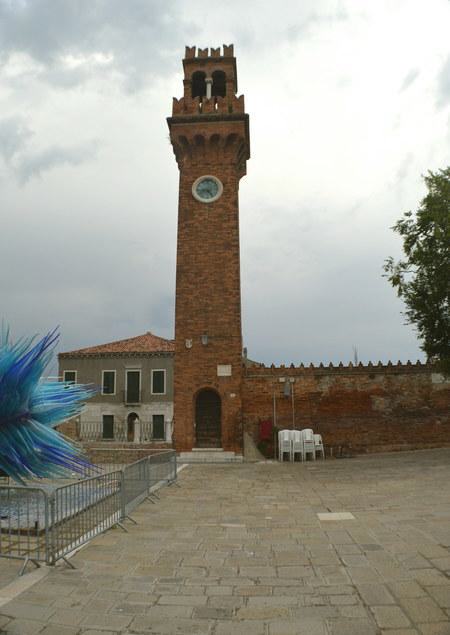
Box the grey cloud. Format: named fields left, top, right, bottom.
left=400, top=68, right=419, bottom=92
left=145, top=292, right=175, bottom=340
left=287, top=8, right=349, bottom=41
left=0, top=116, right=33, bottom=163
left=436, top=55, right=450, bottom=108
left=16, top=140, right=99, bottom=183
left=41, top=65, right=91, bottom=89
left=395, top=153, right=413, bottom=183
left=0, top=116, right=96, bottom=184
left=0, top=195, right=176, bottom=354
left=0, top=0, right=194, bottom=91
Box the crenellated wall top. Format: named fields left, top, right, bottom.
left=244, top=359, right=433, bottom=377
left=185, top=45, right=234, bottom=59
left=172, top=94, right=245, bottom=116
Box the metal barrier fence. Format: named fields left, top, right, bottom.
left=0, top=450, right=177, bottom=574
left=0, top=486, right=49, bottom=575
left=123, top=459, right=149, bottom=517
left=50, top=470, right=124, bottom=565
left=149, top=450, right=177, bottom=489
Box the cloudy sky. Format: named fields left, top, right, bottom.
left=1, top=0, right=449, bottom=370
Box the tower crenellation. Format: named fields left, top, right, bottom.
left=171, top=93, right=245, bottom=117
left=181, top=44, right=238, bottom=101
left=184, top=44, right=234, bottom=59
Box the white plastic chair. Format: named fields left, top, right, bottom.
left=314, top=433, right=325, bottom=459
left=291, top=430, right=304, bottom=462
left=301, top=428, right=315, bottom=460
left=278, top=429, right=293, bottom=462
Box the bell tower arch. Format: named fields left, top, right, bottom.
left=167, top=45, right=250, bottom=454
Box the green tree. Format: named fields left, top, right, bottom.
left=384, top=167, right=450, bottom=374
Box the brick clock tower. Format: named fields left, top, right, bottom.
left=167, top=45, right=250, bottom=456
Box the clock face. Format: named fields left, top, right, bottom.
left=192, top=175, right=223, bottom=203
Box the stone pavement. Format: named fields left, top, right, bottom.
left=1, top=449, right=450, bottom=634
left=0, top=562, right=23, bottom=592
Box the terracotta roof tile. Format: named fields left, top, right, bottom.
left=59, top=331, right=174, bottom=357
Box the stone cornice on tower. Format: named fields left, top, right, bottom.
left=167, top=123, right=250, bottom=178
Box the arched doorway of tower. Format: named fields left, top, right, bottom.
left=127, top=412, right=140, bottom=443
left=195, top=389, right=221, bottom=448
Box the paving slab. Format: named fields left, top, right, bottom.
left=400, top=597, right=448, bottom=623
left=0, top=561, right=26, bottom=591
left=0, top=449, right=450, bottom=633
left=38, top=627, right=80, bottom=635
left=268, top=618, right=328, bottom=634
left=418, top=624, right=450, bottom=635
left=371, top=604, right=412, bottom=628
left=356, top=582, right=396, bottom=605
left=328, top=617, right=379, bottom=634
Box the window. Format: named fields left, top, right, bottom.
left=191, top=71, right=206, bottom=98
left=126, top=370, right=141, bottom=403
left=102, top=415, right=114, bottom=440
left=63, top=370, right=77, bottom=383
left=152, top=414, right=165, bottom=440
left=212, top=70, right=226, bottom=97
left=102, top=370, right=116, bottom=395
left=151, top=369, right=166, bottom=395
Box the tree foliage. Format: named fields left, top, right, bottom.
left=384, top=167, right=450, bottom=374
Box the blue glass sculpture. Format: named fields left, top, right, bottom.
left=0, top=326, right=96, bottom=483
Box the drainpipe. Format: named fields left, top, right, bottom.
left=291, top=379, right=295, bottom=428
left=273, top=387, right=277, bottom=459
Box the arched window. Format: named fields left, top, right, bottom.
left=212, top=70, right=226, bottom=97
left=192, top=71, right=206, bottom=98
left=127, top=412, right=140, bottom=443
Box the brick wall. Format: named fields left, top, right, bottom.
left=171, top=148, right=245, bottom=453
left=242, top=362, right=450, bottom=453
left=82, top=443, right=172, bottom=464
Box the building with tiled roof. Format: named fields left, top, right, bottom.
left=59, top=331, right=175, bottom=357
left=58, top=331, right=174, bottom=446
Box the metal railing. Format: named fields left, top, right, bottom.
left=0, top=451, right=177, bottom=574
left=50, top=470, right=123, bottom=565
left=0, top=486, right=50, bottom=574
left=123, top=389, right=141, bottom=404
left=148, top=449, right=177, bottom=488
left=77, top=420, right=170, bottom=443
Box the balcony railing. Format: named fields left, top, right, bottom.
left=123, top=389, right=141, bottom=405
left=77, top=420, right=172, bottom=443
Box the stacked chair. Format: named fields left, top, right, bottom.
left=277, top=428, right=325, bottom=462
left=278, top=429, right=293, bottom=462
left=314, top=433, right=325, bottom=459
left=291, top=430, right=304, bottom=462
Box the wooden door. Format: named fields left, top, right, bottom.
left=195, top=390, right=221, bottom=448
